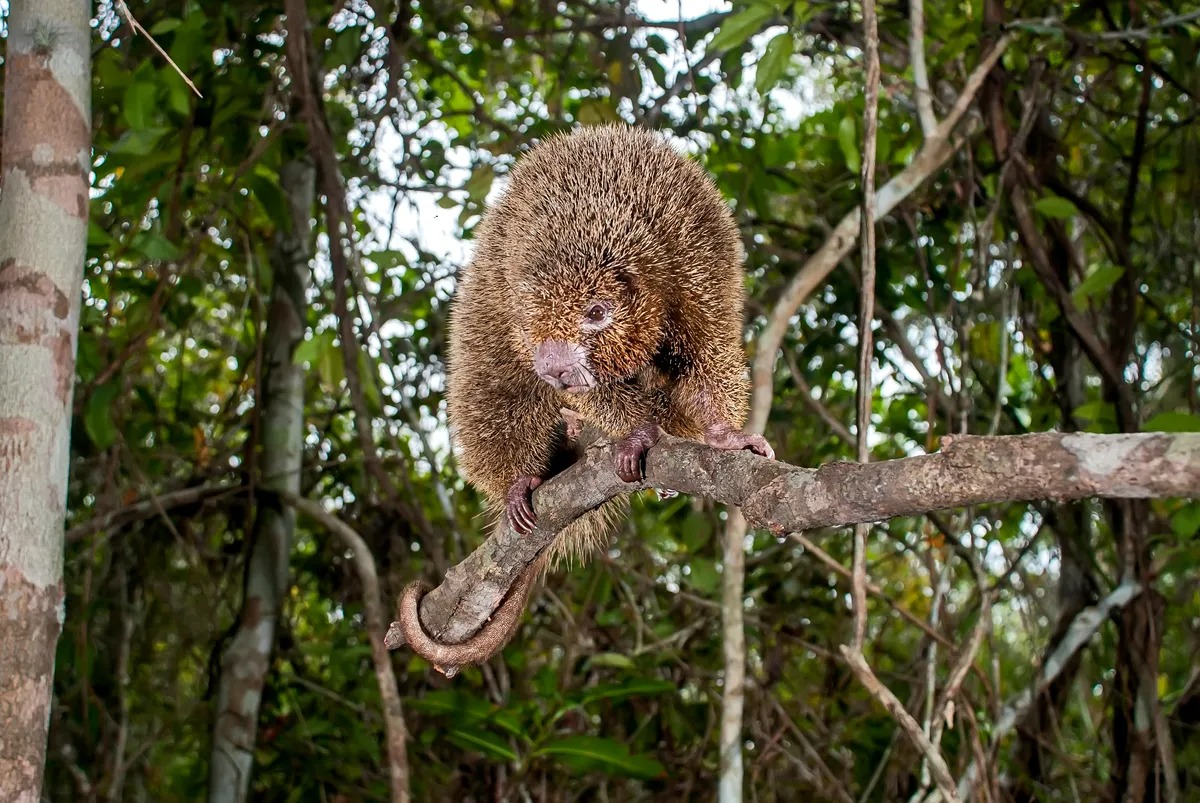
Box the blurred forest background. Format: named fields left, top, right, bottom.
left=2, top=0, right=1199, bottom=801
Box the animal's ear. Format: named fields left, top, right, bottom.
left=616, top=263, right=639, bottom=294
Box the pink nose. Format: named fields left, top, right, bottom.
left=533, top=340, right=586, bottom=387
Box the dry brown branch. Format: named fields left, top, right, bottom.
left=114, top=0, right=202, bottom=97
left=276, top=489, right=411, bottom=803
left=66, top=482, right=243, bottom=542
left=842, top=649, right=959, bottom=798
left=846, top=1, right=960, bottom=798
left=388, top=431, right=1200, bottom=657
left=851, top=0, right=882, bottom=653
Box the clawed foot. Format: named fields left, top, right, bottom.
left=655, top=488, right=679, bottom=500
left=705, top=423, right=775, bottom=461
left=615, top=422, right=661, bottom=483
left=505, top=474, right=543, bottom=534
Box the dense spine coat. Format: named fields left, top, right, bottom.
left=398, top=124, right=772, bottom=673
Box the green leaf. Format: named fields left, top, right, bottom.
left=293, top=331, right=335, bottom=367
left=1169, top=503, right=1200, bottom=537
left=446, top=728, right=519, bottom=762
left=87, top=220, right=113, bottom=247
left=358, top=351, right=381, bottom=409
left=149, top=17, right=182, bottom=35
left=167, top=77, right=192, bottom=116
left=131, top=231, right=183, bottom=262
left=1143, top=411, right=1200, bottom=432
left=1071, top=400, right=1115, bottom=432
left=1072, top=265, right=1124, bottom=306
left=754, top=32, right=794, bottom=94
left=108, top=127, right=170, bottom=156
left=123, top=82, right=159, bottom=130
left=1033, top=195, right=1078, bottom=219
left=708, top=4, right=775, bottom=53
left=680, top=514, right=710, bottom=552
left=576, top=98, right=619, bottom=124
left=583, top=652, right=636, bottom=670
left=365, top=250, right=409, bottom=272
left=688, top=558, right=720, bottom=594
left=246, top=171, right=291, bottom=230
left=85, top=383, right=121, bottom=450
left=579, top=678, right=677, bottom=706
left=319, top=340, right=345, bottom=389
left=534, top=735, right=666, bottom=780
left=838, top=115, right=860, bottom=174
left=405, top=689, right=494, bottom=722
left=464, top=164, right=495, bottom=202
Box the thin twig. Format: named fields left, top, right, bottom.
left=841, top=649, right=960, bottom=799
left=850, top=0, right=881, bottom=652
left=114, top=0, right=203, bottom=97
left=1006, top=11, right=1200, bottom=42
left=789, top=532, right=953, bottom=647
left=843, top=3, right=958, bottom=799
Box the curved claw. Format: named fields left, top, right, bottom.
left=705, top=426, right=776, bottom=461
left=505, top=475, right=543, bottom=534
left=616, top=447, right=643, bottom=483
left=655, top=488, right=680, bottom=500
left=614, top=422, right=661, bottom=483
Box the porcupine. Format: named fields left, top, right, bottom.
left=396, top=124, right=774, bottom=674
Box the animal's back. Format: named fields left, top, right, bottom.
left=492, top=125, right=743, bottom=297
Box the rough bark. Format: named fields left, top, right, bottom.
left=388, top=431, right=1200, bottom=657
left=0, top=1, right=91, bottom=800
left=209, top=158, right=314, bottom=803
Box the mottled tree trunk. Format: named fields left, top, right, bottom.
left=209, top=157, right=314, bottom=803
left=0, top=1, right=92, bottom=800
left=718, top=508, right=748, bottom=803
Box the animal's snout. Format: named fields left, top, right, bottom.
left=533, top=340, right=592, bottom=392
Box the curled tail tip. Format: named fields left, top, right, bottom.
left=394, top=569, right=538, bottom=675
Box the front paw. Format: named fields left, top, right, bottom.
left=505, top=475, right=543, bottom=534
left=615, top=441, right=647, bottom=483
left=705, top=425, right=775, bottom=461
left=614, top=422, right=661, bottom=483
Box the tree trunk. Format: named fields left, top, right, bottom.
left=0, top=1, right=92, bottom=800
left=718, top=509, right=749, bottom=803
left=209, top=157, right=315, bottom=803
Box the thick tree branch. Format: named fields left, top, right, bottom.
left=387, top=431, right=1199, bottom=654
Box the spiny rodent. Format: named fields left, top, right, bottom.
left=397, top=124, right=774, bottom=675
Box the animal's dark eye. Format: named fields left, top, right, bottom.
left=585, top=304, right=608, bottom=322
